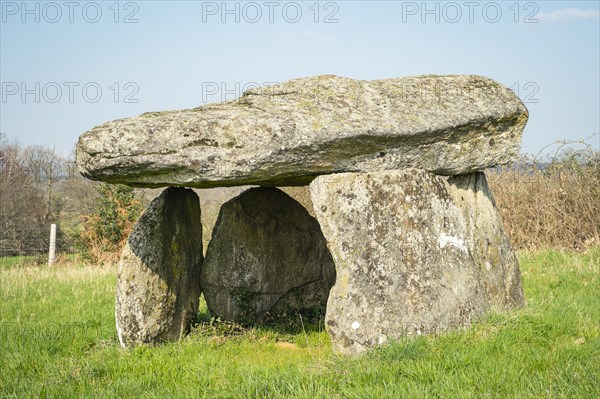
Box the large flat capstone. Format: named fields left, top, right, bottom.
left=76, top=75, right=528, bottom=188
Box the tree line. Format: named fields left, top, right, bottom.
left=0, top=134, right=142, bottom=262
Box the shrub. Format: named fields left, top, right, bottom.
left=488, top=140, right=600, bottom=251
left=77, top=184, right=142, bottom=264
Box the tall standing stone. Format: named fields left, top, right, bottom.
left=310, top=169, right=526, bottom=355
left=310, top=169, right=489, bottom=355
left=446, top=172, right=525, bottom=309
left=311, top=169, right=486, bottom=354
left=115, top=187, right=203, bottom=348
left=201, top=187, right=335, bottom=324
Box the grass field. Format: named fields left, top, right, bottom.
left=1, top=248, right=599, bottom=398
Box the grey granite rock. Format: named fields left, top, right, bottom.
left=310, top=170, right=491, bottom=355
left=115, top=187, right=203, bottom=348
left=446, top=172, right=526, bottom=309
left=201, top=187, right=335, bottom=324
left=77, top=75, right=528, bottom=188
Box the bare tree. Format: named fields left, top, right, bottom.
left=0, top=138, right=48, bottom=255
left=21, top=144, right=65, bottom=219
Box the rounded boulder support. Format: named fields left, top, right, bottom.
left=201, top=187, right=335, bottom=324
left=115, top=187, right=203, bottom=348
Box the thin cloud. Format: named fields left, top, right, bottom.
left=537, top=8, right=600, bottom=22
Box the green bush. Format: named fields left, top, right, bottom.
left=77, top=184, right=142, bottom=264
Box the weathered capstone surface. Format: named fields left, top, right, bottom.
left=201, top=187, right=335, bottom=323
left=310, top=169, right=521, bottom=355
left=115, top=187, right=203, bottom=348
left=446, top=172, right=525, bottom=309
left=76, top=74, right=528, bottom=187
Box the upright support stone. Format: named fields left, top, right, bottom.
left=446, top=172, right=525, bottom=309
left=115, top=187, right=203, bottom=348
left=310, top=169, right=490, bottom=355
left=201, top=187, right=335, bottom=324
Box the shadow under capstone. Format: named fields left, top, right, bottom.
left=200, top=187, right=336, bottom=326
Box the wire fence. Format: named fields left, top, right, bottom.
left=0, top=224, right=78, bottom=267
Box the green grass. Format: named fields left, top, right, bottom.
left=1, top=248, right=599, bottom=398
left=0, top=255, right=47, bottom=269
left=0, top=253, right=82, bottom=269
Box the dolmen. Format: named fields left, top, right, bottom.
left=76, top=74, right=528, bottom=355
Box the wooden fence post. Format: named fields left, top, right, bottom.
left=48, top=224, right=56, bottom=266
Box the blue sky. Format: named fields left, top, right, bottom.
left=1, top=0, right=599, bottom=157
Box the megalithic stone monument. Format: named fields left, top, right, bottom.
left=76, top=74, right=528, bottom=354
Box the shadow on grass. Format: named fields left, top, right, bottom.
left=193, top=305, right=327, bottom=339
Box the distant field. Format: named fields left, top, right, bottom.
left=1, top=248, right=599, bottom=398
